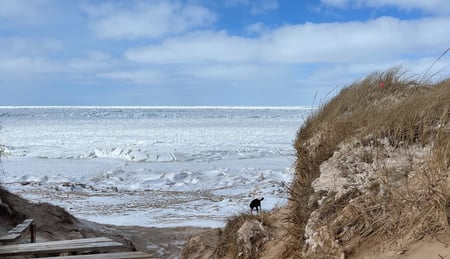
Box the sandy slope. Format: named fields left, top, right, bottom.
left=111, top=225, right=211, bottom=258
left=350, top=234, right=450, bottom=259
left=0, top=186, right=212, bottom=258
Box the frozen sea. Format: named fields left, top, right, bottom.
left=0, top=107, right=309, bottom=228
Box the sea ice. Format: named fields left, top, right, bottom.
left=0, top=107, right=308, bottom=227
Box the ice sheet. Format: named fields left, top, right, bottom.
left=0, top=107, right=308, bottom=227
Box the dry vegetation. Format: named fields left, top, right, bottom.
left=214, top=212, right=274, bottom=258
left=286, top=68, right=450, bottom=258
left=182, top=68, right=449, bottom=259
left=182, top=212, right=276, bottom=259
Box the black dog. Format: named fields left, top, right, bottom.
left=249, top=197, right=264, bottom=214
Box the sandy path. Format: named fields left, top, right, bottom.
left=112, top=225, right=211, bottom=258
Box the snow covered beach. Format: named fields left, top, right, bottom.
left=0, top=107, right=308, bottom=228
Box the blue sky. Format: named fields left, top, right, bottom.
left=0, top=0, right=449, bottom=106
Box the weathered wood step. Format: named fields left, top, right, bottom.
left=0, top=237, right=125, bottom=256
left=0, top=218, right=36, bottom=244
left=39, top=251, right=156, bottom=258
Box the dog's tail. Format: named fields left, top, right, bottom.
left=260, top=197, right=264, bottom=201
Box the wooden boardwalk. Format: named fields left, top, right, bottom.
left=0, top=237, right=124, bottom=256
left=0, top=219, right=155, bottom=258
left=0, top=219, right=36, bottom=244
left=39, top=251, right=156, bottom=258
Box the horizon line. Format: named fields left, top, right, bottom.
left=0, top=105, right=315, bottom=110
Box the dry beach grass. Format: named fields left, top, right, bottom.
left=182, top=68, right=450, bottom=258
left=286, top=68, right=450, bottom=257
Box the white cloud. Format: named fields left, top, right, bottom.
left=0, top=37, right=65, bottom=77
left=0, top=46, right=116, bottom=79
left=120, top=14, right=450, bottom=100
left=68, top=52, right=115, bottom=71
left=245, top=22, right=270, bottom=35
left=96, top=63, right=287, bottom=85
left=321, top=0, right=450, bottom=14
left=0, top=36, right=64, bottom=76
left=2, top=0, right=449, bottom=105
left=0, top=37, right=63, bottom=58
left=85, top=1, right=216, bottom=40
left=97, top=69, right=166, bottom=84
left=181, top=64, right=287, bottom=81
left=125, top=16, right=450, bottom=65
left=0, top=57, right=60, bottom=74
left=125, top=30, right=260, bottom=64
left=250, top=0, right=279, bottom=15
left=0, top=0, right=53, bottom=24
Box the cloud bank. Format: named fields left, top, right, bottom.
left=84, top=1, right=216, bottom=40
left=0, top=0, right=449, bottom=105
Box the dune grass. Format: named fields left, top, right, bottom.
left=181, top=68, right=449, bottom=258
left=285, top=68, right=450, bottom=257
left=213, top=212, right=274, bottom=258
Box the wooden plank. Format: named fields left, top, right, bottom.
left=0, top=218, right=35, bottom=244
left=39, top=251, right=156, bottom=259
left=30, top=219, right=36, bottom=243
left=9, top=219, right=34, bottom=234
left=0, top=237, right=125, bottom=256
left=0, top=233, right=21, bottom=243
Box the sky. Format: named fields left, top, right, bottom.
left=0, top=0, right=449, bottom=106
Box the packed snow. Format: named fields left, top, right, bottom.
left=0, top=107, right=308, bottom=227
